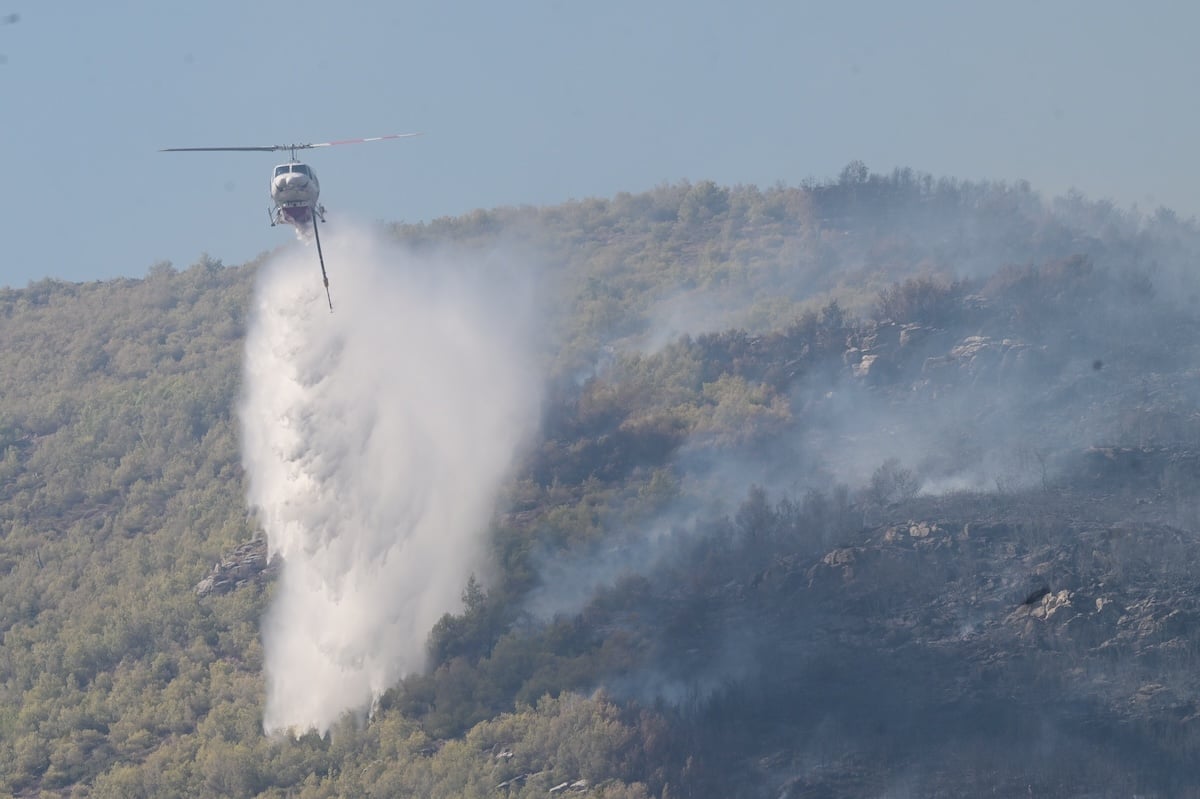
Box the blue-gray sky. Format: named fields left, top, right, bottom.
left=1, top=0, right=1197, bottom=286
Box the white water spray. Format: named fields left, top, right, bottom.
left=239, top=226, right=538, bottom=735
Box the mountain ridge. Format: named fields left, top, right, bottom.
left=3, top=169, right=1200, bottom=796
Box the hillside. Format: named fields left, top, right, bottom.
left=4, top=168, right=1200, bottom=797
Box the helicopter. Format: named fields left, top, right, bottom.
left=160, top=133, right=420, bottom=310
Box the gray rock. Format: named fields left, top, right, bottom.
left=194, top=538, right=278, bottom=597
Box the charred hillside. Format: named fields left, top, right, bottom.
left=404, top=197, right=1200, bottom=796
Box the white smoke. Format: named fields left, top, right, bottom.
left=239, top=225, right=539, bottom=735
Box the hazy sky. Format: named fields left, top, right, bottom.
left=1, top=0, right=1198, bottom=286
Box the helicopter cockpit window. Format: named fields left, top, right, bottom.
left=274, top=165, right=290, bottom=177
left=292, top=164, right=311, bottom=177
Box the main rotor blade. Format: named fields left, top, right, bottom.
left=160, top=134, right=420, bottom=154
left=306, top=133, right=422, bottom=148
left=160, top=145, right=289, bottom=152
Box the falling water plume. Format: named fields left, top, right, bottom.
left=238, top=226, right=538, bottom=734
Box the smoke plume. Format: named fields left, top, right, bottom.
left=239, top=226, right=538, bottom=735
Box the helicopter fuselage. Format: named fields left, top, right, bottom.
left=160, top=132, right=419, bottom=311
left=271, top=161, right=323, bottom=227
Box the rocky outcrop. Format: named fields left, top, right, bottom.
left=921, top=334, right=1047, bottom=384
left=845, top=321, right=951, bottom=384
left=844, top=321, right=1049, bottom=389
left=194, top=538, right=278, bottom=597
